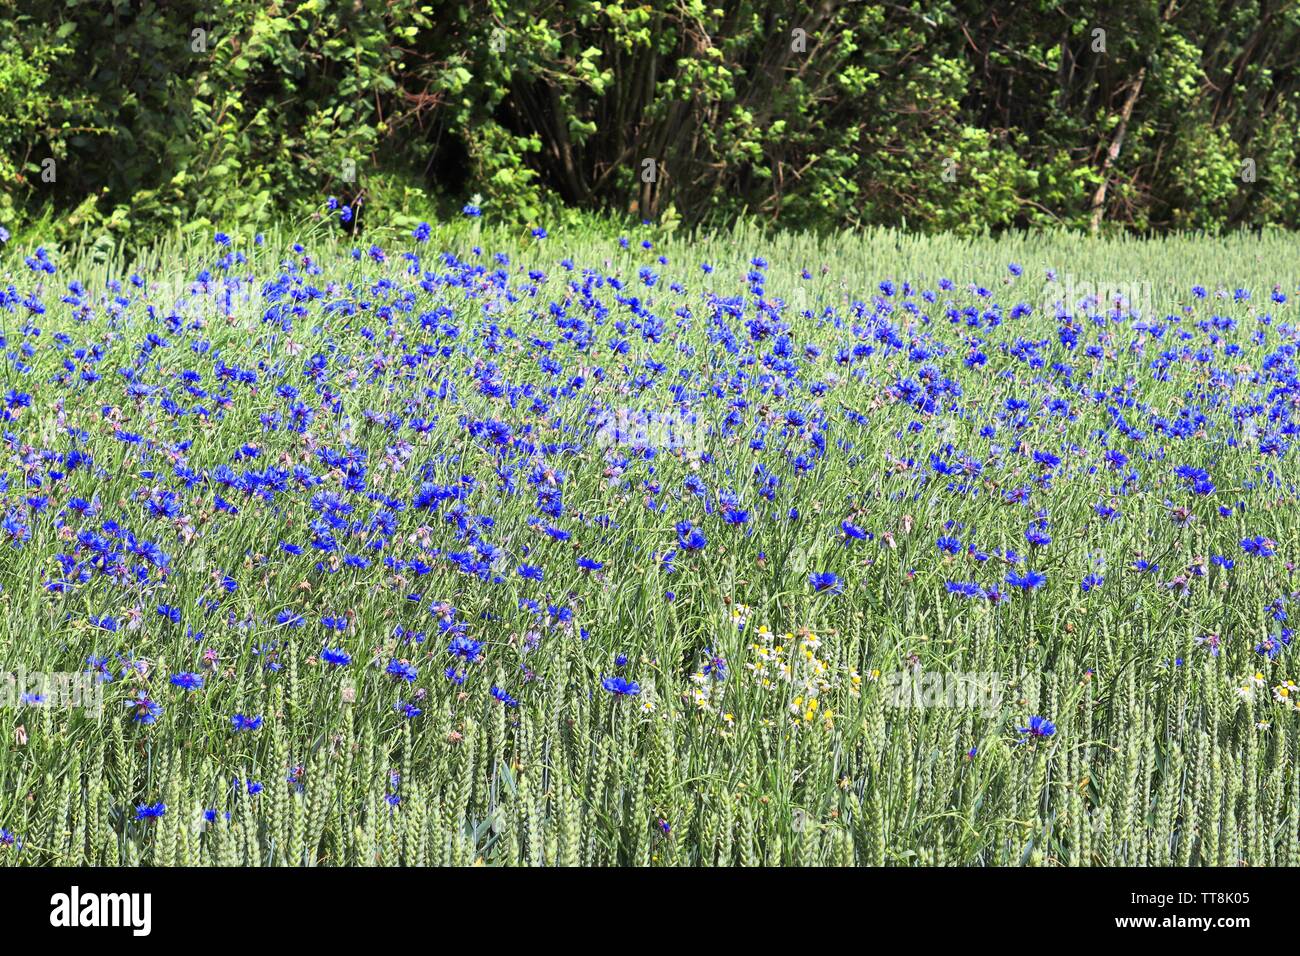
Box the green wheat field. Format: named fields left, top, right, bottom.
left=0, top=217, right=1297, bottom=866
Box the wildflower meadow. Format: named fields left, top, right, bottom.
left=0, top=216, right=1297, bottom=869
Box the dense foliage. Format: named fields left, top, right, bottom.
left=2, top=0, right=1299, bottom=242
left=0, top=216, right=1299, bottom=865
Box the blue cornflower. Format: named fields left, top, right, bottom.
left=321, top=647, right=352, bottom=666
left=129, top=695, right=162, bottom=724
left=701, top=650, right=727, bottom=680
left=1006, top=569, right=1046, bottom=590
left=1025, top=527, right=1051, bottom=548
left=447, top=635, right=484, bottom=661
left=1016, top=715, right=1056, bottom=742
left=841, top=521, right=868, bottom=542
left=386, top=659, right=418, bottom=682
left=1241, top=536, right=1277, bottom=557
left=676, top=520, right=707, bottom=551
left=601, top=675, right=641, bottom=697
left=808, top=571, right=842, bottom=593
left=936, top=535, right=962, bottom=555
left=230, top=713, right=264, bottom=732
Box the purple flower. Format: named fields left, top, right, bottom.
left=129, top=695, right=162, bottom=724
left=1016, top=715, right=1056, bottom=743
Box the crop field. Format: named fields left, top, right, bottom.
left=0, top=215, right=1297, bottom=866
